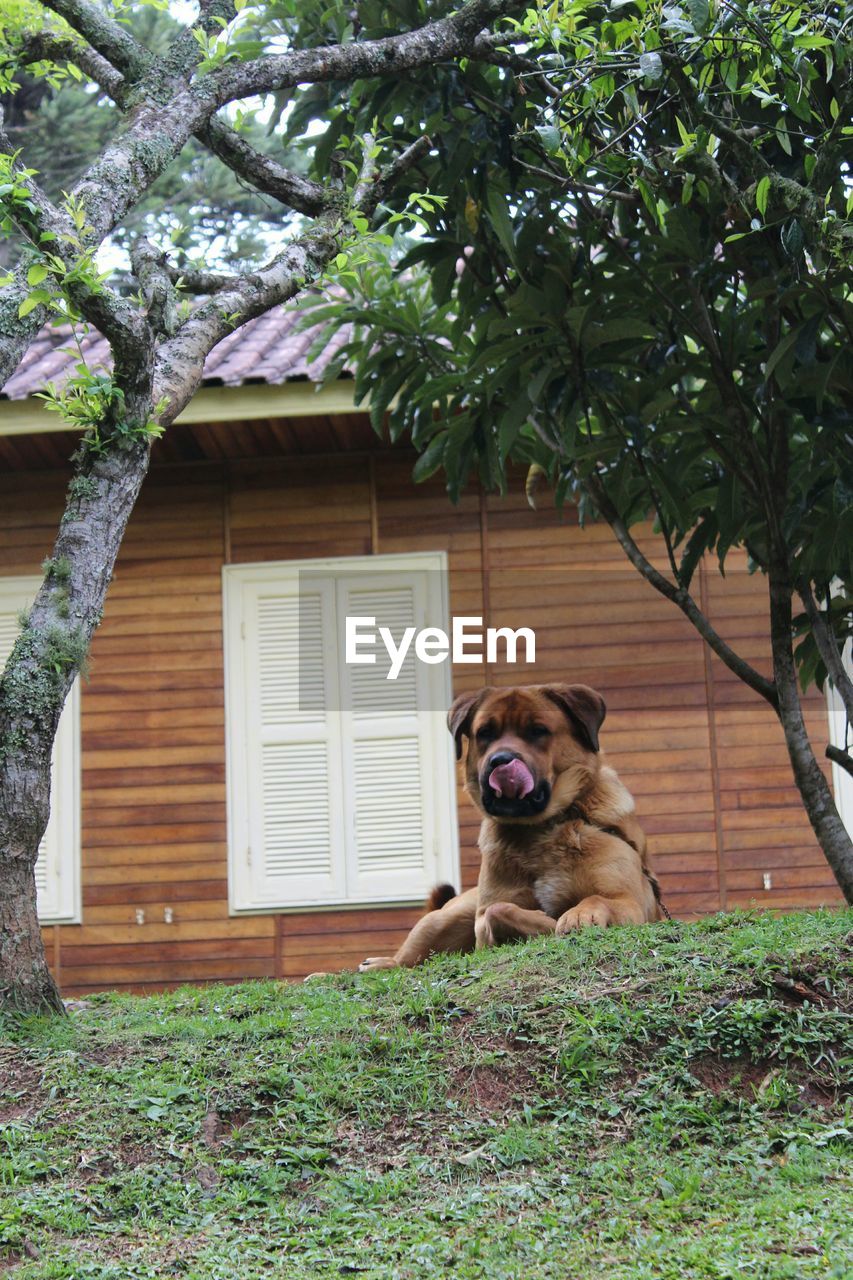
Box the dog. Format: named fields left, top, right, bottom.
left=358, top=683, right=664, bottom=972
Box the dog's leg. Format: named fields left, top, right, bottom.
left=555, top=893, right=647, bottom=934
left=360, top=891, right=477, bottom=971
left=475, top=902, right=557, bottom=949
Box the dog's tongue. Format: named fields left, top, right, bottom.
left=488, top=759, right=535, bottom=800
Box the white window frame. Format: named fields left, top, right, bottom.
left=0, top=576, right=81, bottom=924
left=827, top=637, right=853, bottom=840
left=223, top=551, right=460, bottom=913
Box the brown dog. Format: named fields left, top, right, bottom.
left=359, top=684, right=664, bottom=971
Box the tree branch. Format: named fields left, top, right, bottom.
left=40, top=0, right=150, bottom=82
left=130, top=239, right=179, bottom=338
left=827, top=745, right=853, bottom=780
left=666, top=52, right=851, bottom=251
left=585, top=470, right=779, bottom=707
left=799, top=582, right=853, bottom=725
left=3, top=0, right=524, bottom=390
left=68, top=0, right=524, bottom=242
left=198, top=117, right=330, bottom=217
left=11, top=31, right=127, bottom=101
left=0, top=124, right=148, bottom=357
left=167, top=265, right=238, bottom=294
left=153, top=131, right=431, bottom=423
left=210, top=0, right=523, bottom=106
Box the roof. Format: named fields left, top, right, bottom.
left=2, top=305, right=352, bottom=402
left=0, top=305, right=394, bottom=470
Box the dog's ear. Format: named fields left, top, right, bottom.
left=447, top=689, right=491, bottom=760
left=542, top=684, right=606, bottom=753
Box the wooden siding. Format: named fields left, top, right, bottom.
left=0, top=435, right=842, bottom=994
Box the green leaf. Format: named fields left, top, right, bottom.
left=534, top=124, right=562, bottom=155
left=639, top=52, right=663, bottom=81
left=781, top=220, right=804, bottom=259
left=675, top=116, right=693, bottom=147
left=485, top=191, right=516, bottom=263
left=755, top=176, right=771, bottom=217
left=412, top=432, right=448, bottom=483
left=18, top=290, right=49, bottom=317
left=26, top=263, right=49, bottom=286
left=584, top=319, right=655, bottom=351
left=498, top=389, right=532, bottom=461
left=678, top=515, right=717, bottom=590
left=687, top=0, right=710, bottom=33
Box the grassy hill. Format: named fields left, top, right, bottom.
left=1, top=910, right=851, bottom=1279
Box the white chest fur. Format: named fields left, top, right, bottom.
left=533, top=873, right=570, bottom=918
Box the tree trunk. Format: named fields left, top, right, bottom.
left=0, top=828, right=64, bottom=1015
left=768, top=560, right=853, bottom=903
left=0, top=423, right=152, bottom=1013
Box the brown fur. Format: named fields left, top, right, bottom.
left=358, top=683, right=662, bottom=973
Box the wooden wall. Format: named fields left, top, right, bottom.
left=0, top=438, right=842, bottom=994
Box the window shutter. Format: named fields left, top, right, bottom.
left=228, top=573, right=347, bottom=909
left=0, top=580, right=80, bottom=923
left=336, top=575, right=437, bottom=900
left=224, top=555, right=459, bottom=912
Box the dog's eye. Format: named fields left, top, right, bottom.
left=528, top=724, right=551, bottom=740
left=476, top=724, right=496, bottom=744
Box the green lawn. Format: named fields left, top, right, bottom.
left=1, top=910, right=851, bottom=1279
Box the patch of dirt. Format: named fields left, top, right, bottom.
left=45, top=1232, right=210, bottom=1270
left=450, top=1060, right=537, bottom=1112
left=789, top=1080, right=842, bottom=1112
left=71, top=1137, right=162, bottom=1184
left=689, top=1056, right=771, bottom=1097
left=762, top=970, right=843, bottom=1009
left=195, top=1163, right=220, bottom=1192
left=0, top=1047, right=47, bottom=1124
left=201, top=1106, right=253, bottom=1150
left=334, top=1114, right=437, bottom=1172
left=74, top=1042, right=140, bottom=1068
left=689, top=1055, right=843, bottom=1109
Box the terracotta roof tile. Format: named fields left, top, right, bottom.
left=1, top=305, right=353, bottom=401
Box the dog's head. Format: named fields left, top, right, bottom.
left=447, top=684, right=606, bottom=822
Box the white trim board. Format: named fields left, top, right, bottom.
left=0, top=576, right=81, bottom=924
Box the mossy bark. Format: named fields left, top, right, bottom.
left=0, top=424, right=152, bottom=1014
left=0, top=841, right=64, bottom=1015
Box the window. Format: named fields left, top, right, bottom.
left=0, top=577, right=81, bottom=923
left=224, top=553, right=460, bottom=912
left=827, top=640, right=853, bottom=839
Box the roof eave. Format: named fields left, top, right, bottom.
left=0, top=380, right=361, bottom=438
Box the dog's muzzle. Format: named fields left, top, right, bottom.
left=482, top=751, right=550, bottom=818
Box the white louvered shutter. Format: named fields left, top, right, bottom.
left=225, top=555, right=459, bottom=912
left=232, top=574, right=347, bottom=908
left=0, top=579, right=80, bottom=923
left=337, top=575, right=437, bottom=900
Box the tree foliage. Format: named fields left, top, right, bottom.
left=300, top=0, right=853, bottom=896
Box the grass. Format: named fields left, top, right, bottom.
left=0, top=909, right=851, bottom=1279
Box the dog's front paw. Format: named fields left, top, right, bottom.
left=555, top=897, right=613, bottom=934
left=358, top=956, right=398, bottom=972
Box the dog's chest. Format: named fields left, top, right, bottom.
left=532, top=870, right=574, bottom=917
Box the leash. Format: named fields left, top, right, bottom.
left=643, top=867, right=673, bottom=921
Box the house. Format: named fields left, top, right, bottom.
left=0, top=310, right=847, bottom=994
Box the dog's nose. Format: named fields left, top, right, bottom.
left=487, top=750, right=518, bottom=771
left=485, top=752, right=536, bottom=800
